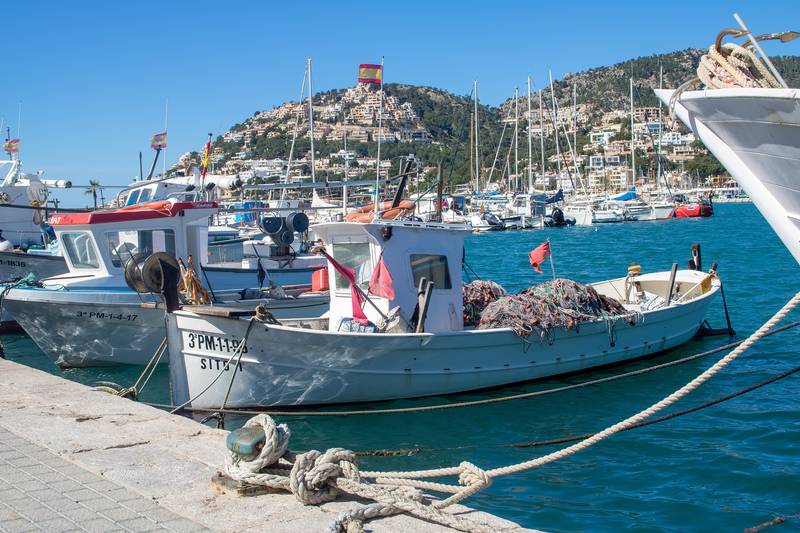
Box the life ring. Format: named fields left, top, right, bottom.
left=346, top=200, right=415, bottom=222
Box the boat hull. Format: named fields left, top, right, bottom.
left=656, top=88, right=799, bottom=260
left=167, top=285, right=717, bottom=408
left=2, top=287, right=329, bottom=367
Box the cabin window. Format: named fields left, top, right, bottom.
left=125, top=190, right=141, bottom=206
left=61, top=232, right=100, bottom=269
left=139, top=189, right=153, bottom=202
left=410, top=254, right=451, bottom=289
left=106, top=229, right=176, bottom=267
left=331, top=242, right=372, bottom=290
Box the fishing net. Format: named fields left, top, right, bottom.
left=476, top=278, right=638, bottom=339
left=463, top=280, right=508, bottom=326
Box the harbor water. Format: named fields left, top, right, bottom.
left=5, top=203, right=799, bottom=532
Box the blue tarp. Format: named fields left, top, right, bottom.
left=545, top=189, right=564, bottom=204
left=609, top=187, right=638, bottom=201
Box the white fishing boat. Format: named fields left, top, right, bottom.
left=165, top=219, right=719, bottom=408
left=1, top=200, right=328, bottom=367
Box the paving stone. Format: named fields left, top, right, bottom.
left=0, top=518, right=37, bottom=533
left=80, top=517, right=117, bottom=533
left=61, top=488, right=102, bottom=503
left=98, top=505, right=142, bottom=523
left=117, top=517, right=161, bottom=531
left=0, top=505, right=23, bottom=521
left=80, top=497, right=119, bottom=512
left=160, top=518, right=208, bottom=533
left=36, top=518, right=80, bottom=533
left=49, top=480, right=82, bottom=494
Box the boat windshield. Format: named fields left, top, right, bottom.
left=106, top=229, right=176, bottom=267
left=410, top=254, right=451, bottom=289
left=125, top=190, right=141, bottom=206
left=331, top=242, right=372, bottom=290
left=61, top=232, right=100, bottom=269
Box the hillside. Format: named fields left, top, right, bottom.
left=186, top=48, right=800, bottom=188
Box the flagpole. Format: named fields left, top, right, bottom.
left=374, top=56, right=384, bottom=213
left=163, top=98, right=168, bottom=179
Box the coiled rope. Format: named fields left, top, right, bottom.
left=222, top=291, right=800, bottom=532
left=667, top=28, right=795, bottom=126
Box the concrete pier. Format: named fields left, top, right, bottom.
left=0, top=360, right=534, bottom=532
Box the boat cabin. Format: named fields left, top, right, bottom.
left=46, top=200, right=217, bottom=287
left=311, top=220, right=471, bottom=333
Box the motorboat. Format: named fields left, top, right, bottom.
left=165, top=219, right=720, bottom=408
left=1, top=200, right=328, bottom=367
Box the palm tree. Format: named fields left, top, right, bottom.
left=85, top=180, right=101, bottom=209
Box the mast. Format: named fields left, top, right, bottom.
left=374, top=57, right=385, bottom=211
left=527, top=76, right=533, bottom=192
left=513, top=87, right=519, bottom=192
left=656, top=65, right=663, bottom=192
left=572, top=84, right=577, bottom=159
left=473, top=80, right=480, bottom=192
left=629, top=77, right=635, bottom=190
left=548, top=71, right=561, bottom=178
left=538, top=89, right=545, bottom=184
left=343, top=113, right=349, bottom=218
left=307, top=57, right=316, bottom=183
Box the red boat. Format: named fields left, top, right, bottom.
left=672, top=198, right=713, bottom=218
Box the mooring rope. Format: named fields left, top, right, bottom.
left=141, top=320, right=800, bottom=417
left=221, top=292, right=800, bottom=532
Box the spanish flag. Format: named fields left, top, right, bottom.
left=358, top=63, right=383, bottom=85
left=3, top=138, right=19, bottom=154
left=150, top=131, right=167, bottom=150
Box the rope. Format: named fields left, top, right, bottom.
left=141, top=320, right=800, bottom=417
left=219, top=291, right=800, bottom=532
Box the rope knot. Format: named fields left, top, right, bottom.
left=458, top=461, right=491, bottom=490
left=290, top=447, right=360, bottom=505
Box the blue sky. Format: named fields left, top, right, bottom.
left=3, top=1, right=798, bottom=206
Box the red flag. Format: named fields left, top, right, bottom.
left=528, top=241, right=551, bottom=274
left=201, top=140, right=211, bottom=179
left=320, top=250, right=369, bottom=323
left=368, top=255, right=395, bottom=299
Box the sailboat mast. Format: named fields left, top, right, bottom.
left=526, top=77, right=533, bottom=191
left=629, top=77, right=635, bottom=191
left=538, top=89, right=545, bottom=182
left=656, top=65, right=663, bottom=191
left=473, top=80, right=480, bottom=192
left=514, top=87, right=519, bottom=192
left=572, top=84, right=577, bottom=158
left=548, top=71, right=561, bottom=178
left=307, top=57, right=316, bottom=183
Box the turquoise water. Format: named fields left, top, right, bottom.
left=5, top=203, right=800, bottom=532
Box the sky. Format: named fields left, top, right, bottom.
left=3, top=0, right=798, bottom=206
